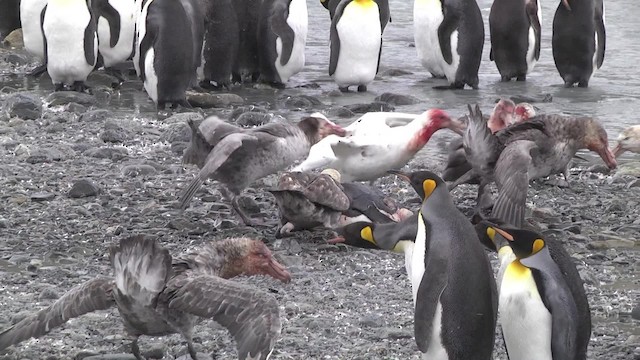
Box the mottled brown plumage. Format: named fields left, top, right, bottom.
left=0, top=236, right=291, bottom=360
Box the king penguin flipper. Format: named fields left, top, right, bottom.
left=137, top=22, right=157, bottom=83
left=93, top=0, right=121, bottom=48
left=522, top=248, right=578, bottom=359
left=40, top=5, right=48, bottom=65
left=594, top=0, right=606, bottom=69
left=414, top=247, right=449, bottom=352
left=525, top=0, right=541, bottom=61
left=269, top=3, right=295, bottom=66
left=83, top=13, right=97, bottom=66
left=437, top=5, right=459, bottom=65
left=329, top=2, right=347, bottom=76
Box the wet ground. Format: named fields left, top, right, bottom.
left=0, top=0, right=639, bottom=359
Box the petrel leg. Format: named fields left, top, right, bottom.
left=131, top=337, right=144, bottom=360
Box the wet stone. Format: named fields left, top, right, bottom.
left=346, top=101, right=395, bottom=113
left=46, top=91, right=97, bottom=107
left=229, top=105, right=268, bottom=120
left=80, top=109, right=112, bottom=123
left=160, top=123, right=191, bottom=143
left=631, top=305, right=640, bottom=320
left=69, top=179, right=100, bottom=198
left=374, top=92, right=421, bottom=105
left=378, top=68, right=413, bottom=77
left=161, top=111, right=204, bottom=125
left=30, top=192, right=55, bottom=202
left=83, top=147, right=128, bottom=160
left=322, top=106, right=355, bottom=118
left=100, top=129, right=128, bottom=143
left=236, top=196, right=261, bottom=214
left=4, top=92, right=43, bottom=120
left=65, top=102, right=87, bottom=114
left=186, top=92, right=244, bottom=108
left=38, top=286, right=60, bottom=301
left=281, top=95, right=323, bottom=109
left=83, top=355, right=137, bottom=360
left=236, top=112, right=283, bottom=127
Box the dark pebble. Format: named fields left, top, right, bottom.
left=80, top=109, right=112, bottom=123
left=82, top=355, right=137, bottom=360
left=281, top=95, right=324, bottom=109
left=186, top=92, right=243, bottom=108
left=46, top=91, right=96, bottom=107
left=588, top=164, right=611, bottom=174
left=31, top=192, right=55, bottom=202
left=346, top=102, right=395, bottom=113
left=229, top=105, right=268, bottom=121
left=100, top=129, right=128, bottom=143
left=236, top=112, right=282, bottom=127
left=237, top=196, right=261, bottom=214
left=378, top=68, right=413, bottom=77
left=25, top=153, right=49, bottom=164
left=69, top=179, right=100, bottom=198
left=65, top=102, right=88, bottom=114
left=374, top=92, right=421, bottom=105
left=38, top=286, right=60, bottom=300
left=4, top=92, right=43, bottom=120
left=161, top=112, right=204, bottom=125
left=632, top=306, right=640, bottom=320
left=4, top=53, right=30, bottom=66
left=170, top=142, right=189, bottom=155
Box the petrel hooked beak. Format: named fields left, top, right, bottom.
left=267, top=257, right=292, bottom=283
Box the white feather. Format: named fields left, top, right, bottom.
left=97, top=0, right=138, bottom=67
left=413, top=0, right=445, bottom=77
left=20, top=0, right=48, bottom=58
left=143, top=47, right=158, bottom=104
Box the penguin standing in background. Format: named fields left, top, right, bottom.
left=135, top=0, right=202, bottom=109
left=233, top=0, right=262, bottom=83
left=489, top=0, right=542, bottom=81
left=0, top=0, right=20, bottom=41
left=386, top=170, right=497, bottom=360
left=320, top=0, right=341, bottom=18
left=329, top=0, right=390, bottom=92
left=552, top=0, right=606, bottom=87
left=91, top=0, right=139, bottom=78
left=41, top=0, right=98, bottom=92
left=415, top=0, right=484, bottom=89
left=20, top=0, right=49, bottom=76
left=481, top=222, right=591, bottom=360
left=257, top=0, right=308, bottom=87
left=178, top=0, right=205, bottom=89
left=200, top=0, right=239, bottom=89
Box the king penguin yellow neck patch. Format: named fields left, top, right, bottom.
left=422, top=179, right=437, bottom=198
left=361, top=226, right=375, bottom=244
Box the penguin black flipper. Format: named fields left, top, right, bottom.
left=341, top=183, right=396, bottom=216
left=269, top=3, right=295, bottom=66
left=414, top=243, right=449, bottom=352
left=376, top=0, right=390, bottom=31
left=137, top=23, right=158, bottom=83
left=594, top=0, right=606, bottom=69
left=329, top=0, right=348, bottom=76
left=39, top=5, right=48, bottom=66
left=492, top=140, right=537, bottom=228
left=93, top=0, right=121, bottom=48
left=524, top=249, right=578, bottom=359
left=437, top=4, right=459, bottom=65
left=525, top=0, right=542, bottom=61
left=83, top=12, right=97, bottom=66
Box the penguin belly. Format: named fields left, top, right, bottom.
left=142, top=47, right=159, bottom=104
left=413, top=0, right=445, bottom=77
left=43, top=0, right=97, bottom=86
left=133, top=0, right=151, bottom=77
left=440, top=31, right=460, bottom=84
left=97, top=0, right=138, bottom=67
left=20, top=0, right=48, bottom=58
left=332, top=2, right=381, bottom=88
left=274, top=0, right=308, bottom=83
left=499, top=262, right=553, bottom=360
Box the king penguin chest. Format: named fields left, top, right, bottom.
left=337, top=0, right=381, bottom=49
left=499, top=260, right=553, bottom=360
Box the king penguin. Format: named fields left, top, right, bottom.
left=200, top=0, right=239, bottom=89
left=91, top=0, right=139, bottom=77
left=552, top=0, right=606, bottom=87
left=41, top=0, right=98, bottom=92
left=135, top=0, right=203, bottom=110
left=257, top=0, right=308, bottom=87
left=329, top=0, right=390, bottom=92
left=384, top=170, right=497, bottom=360
left=0, top=0, right=20, bottom=41
left=489, top=0, right=542, bottom=81
left=480, top=221, right=591, bottom=360
left=20, top=0, right=51, bottom=76
left=414, top=0, right=484, bottom=89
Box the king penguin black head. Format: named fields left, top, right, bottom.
left=387, top=170, right=446, bottom=201
left=329, top=222, right=381, bottom=250
left=485, top=224, right=547, bottom=259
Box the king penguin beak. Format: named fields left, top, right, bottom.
left=562, top=0, right=571, bottom=10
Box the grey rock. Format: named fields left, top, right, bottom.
left=80, top=109, right=112, bottom=123
left=588, top=164, right=611, bottom=174
left=378, top=68, right=413, bottom=77
left=322, top=106, right=355, bottom=118
left=25, top=153, right=49, bottom=164
left=75, top=351, right=100, bottom=360
left=69, top=179, right=100, bottom=198
left=160, top=123, right=190, bottom=143
left=632, top=305, right=640, bottom=320
left=83, top=147, right=128, bottom=160
left=3, top=29, right=24, bottom=48
left=38, top=286, right=60, bottom=301
left=100, top=129, right=128, bottom=143
left=4, top=53, right=30, bottom=66
left=4, top=93, right=43, bottom=120
left=359, top=314, right=385, bottom=327
left=345, top=102, right=395, bottom=113
left=121, top=164, right=157, bottom=177
left=236, top=196, right=261, bottom=214
left=83, top=355, right=137, bottom=360
left=46, top=91, right=96, bottom=107
left=143, top=346, right=165, bottom=359
left=171, top=142, right=189, bottom=155
left=186, top=92, right=244, bottom=108
left=175, top=353, right=209, bottom=360
left=229, top=105, right=268, bottom=121
left=31, top=192, right=55, bottom=202
left=374, top=92, right=421, bottom=105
